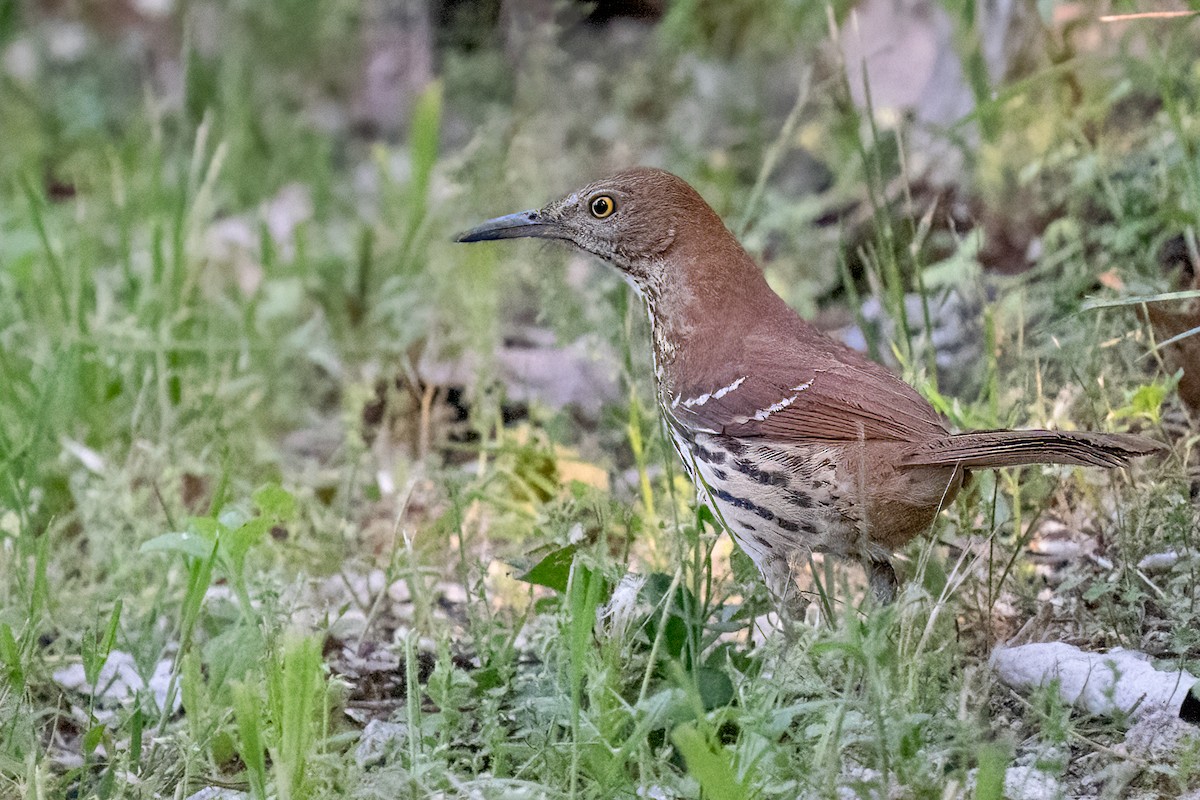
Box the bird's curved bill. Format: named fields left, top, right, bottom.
left=455, top=210, right=559, bottom=242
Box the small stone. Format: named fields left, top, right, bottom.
left=332, top=642, right=399, bottom=680
left=46, top=22, right=90, bottom=63
left=54, top=652, right=143, bottom=704
left=1002, top=766, right=1062, bottom=800
left=328, top=609, right=368, bottom=641
left=132, top=0, right=175, bottom=16
left=354, top=720, right=408, bottom=768
left=387, top=579, right=412, bottom=604
left=636, top=786, right=672, bottom=800
left=54, top=651, right=182, bottom=717
left=367, top=569, right=388, bottom=595
left=316, top=574, right=349, bottom=603
left=1123, top=708, right=1200, bottom=761
left=1028, top=538, right=1084, bottom=559
left=3, top=39, right=38, bottom=83
left=1137, top=551, right=1181, bottom=574
left=147, top=658, right=178, bottom=714
left=203, top=584, right=236, bottom=606
left=185, top=788, right=247, bottom=800
left=437, top=581, right=468, bottom=605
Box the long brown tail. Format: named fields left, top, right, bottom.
left=898, top=430, right=1166, bottom=469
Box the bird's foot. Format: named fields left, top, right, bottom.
left=866, top=559, right=898, bottom=605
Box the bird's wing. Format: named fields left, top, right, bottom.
left=669, top=351, right=948, bottom=443
left=897, top=429, right=1166, bottom=468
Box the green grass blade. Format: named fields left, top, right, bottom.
left=1081, top=290, right=1200, bottom=310
left=671, top=721, right=749, bottom=800
left=233, top=679, right=268, bottom=800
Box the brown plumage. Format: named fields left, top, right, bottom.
left=458, top=167, right=1164, bottom=605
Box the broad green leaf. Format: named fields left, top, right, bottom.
left=671, top=722, right=748, bottom=800
left=695, top=667, right=734, bottom=711
left=253, top=483, right=295, bottom=519
left=191, top=516, right=227, bottom=541
left=140, top=531, right=214, bottom=560
left=517, top=543, right=578, bottom=593
left=635, top=687, right=691, bottom=729
left=226, top=517, right=273, bottom=567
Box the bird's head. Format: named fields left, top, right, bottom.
left=456, top=167, right=724, bottom=293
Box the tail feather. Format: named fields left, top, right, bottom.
left=898, top=430, right=1166, bottom=470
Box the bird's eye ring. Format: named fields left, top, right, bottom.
left=589, top=195, right=616, bottom=219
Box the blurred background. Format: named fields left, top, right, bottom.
left=5, top=0, right=1195, bottom=485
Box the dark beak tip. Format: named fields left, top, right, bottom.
left=453, top=210, right=552, bottom=244
left=454, top=227, right=501, bottom=244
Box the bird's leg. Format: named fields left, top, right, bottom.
left=866, top=558, right=898, bottom=605
left=760, top=554, right=809, bottom=622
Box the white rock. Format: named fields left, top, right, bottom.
left=54, top=652, right=180, bottom=717
left=54, top=652, right=141, bottom=702
left=61, top=437, right=106, bottom=474
left=835, top=765, right=890, bottom=800
left=367, top=569, right=388, bottom=595
left=317, top=574, right=350, bottom=603
left=1028, top=538, right=1085, bottom=559
left=991, top=643, right=1198, bottom=720
left=0, top=511, right=20, bottom=536
left=46, top=22, right=90, bottom=62
left=328, top=608, right=368, bottom=641
left=261, top=183, right=312, bottom=253
left=636, top=786, right=673, bottom=800
left=132, top=0, right=175, bottom=17
left=1137, top=551, right=1181, bottom=574
left=185, top=788, right=246, bottom=800
left=437, top=581, right=468, bottom=605
left=1122, top=708, right=1200, bottom=761
left=354, top=719, right=407, bottom=768
left=3, top=38, right=38, bottom=82
left=147, top=658, right=177, bottom=714
left=1003, top=766, right=1062, bottom=800
left=387, top=579, right=412, bottom=604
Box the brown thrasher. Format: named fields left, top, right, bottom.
left=457, top=167, right=1163, bottom=605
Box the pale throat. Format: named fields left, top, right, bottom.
left=626, top=258, right=697, bottom=402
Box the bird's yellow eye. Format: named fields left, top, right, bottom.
left=589, top=195, right=616, bottom=219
